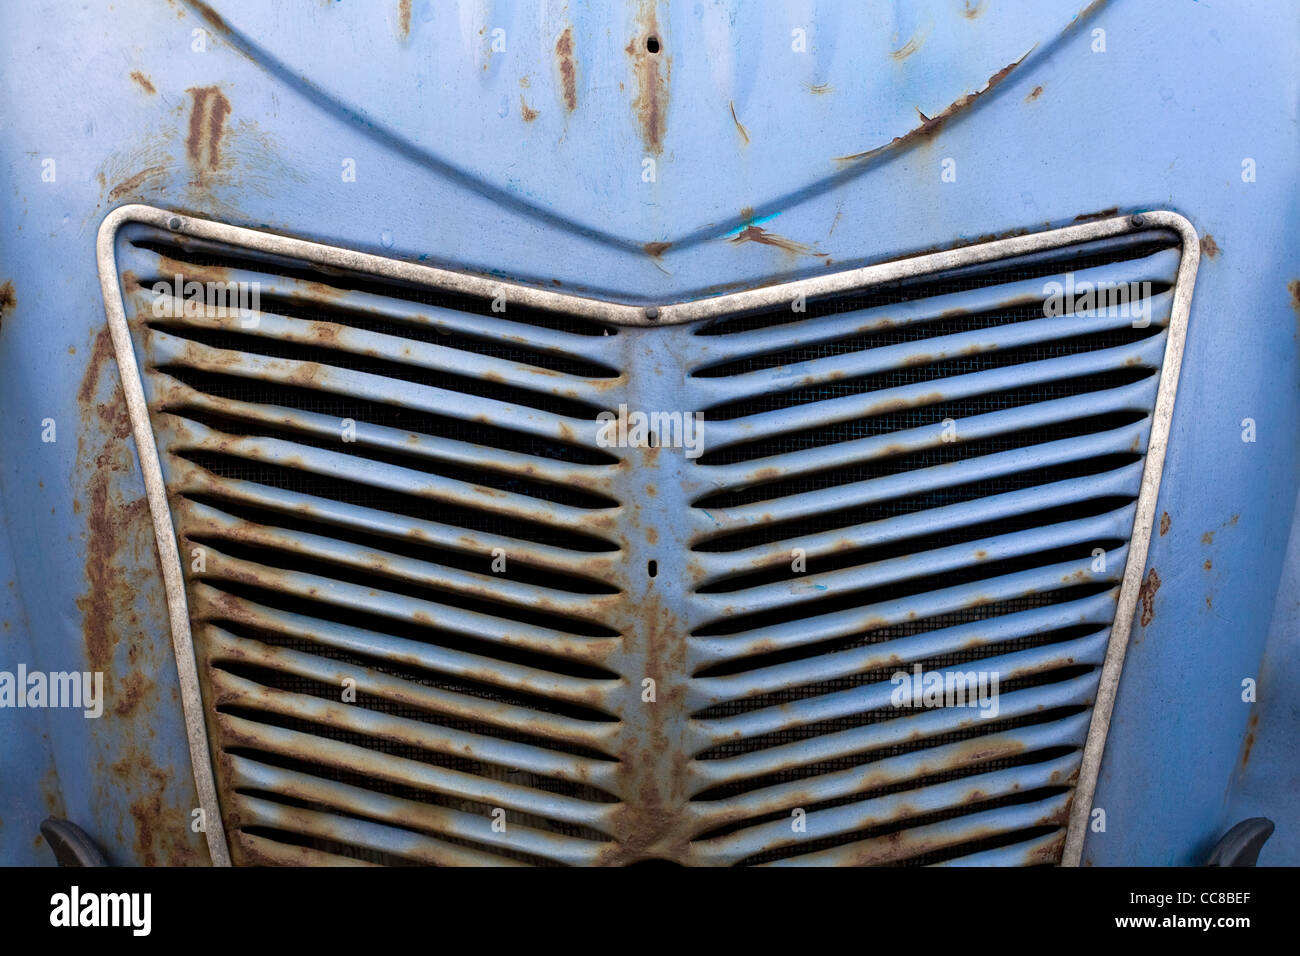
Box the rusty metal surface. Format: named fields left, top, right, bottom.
left=6, top=0, right=1296, bottom=868
left=96, top=207, right=1191, bottom=865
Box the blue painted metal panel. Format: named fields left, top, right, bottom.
left=1, top=0, right=1297, bottom=863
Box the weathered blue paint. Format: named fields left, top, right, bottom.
left=1, top=0, right=1297, bottom=864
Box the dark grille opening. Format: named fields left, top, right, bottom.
left=701, top=332, right=1162, bottom=421
left=236, top=801, right=570, bottom=868
left=693, top=414, right=1145, bottom=511
left=694, top=230, right=1179, bottom=338
left=693, top=745, right=1077, bottom=840
left=694, top=665, right=1094, bottom=762
left=692, top=591, right=1108, bottom=678
left=691, top=544, right=1120, bottom=637
left=137, top=270, right=620, bottom=379
left=691, top=704, right=1086, bottom=805
left=692, top=622, right=1104, bottom=719
left=229, top=747, right=607, bottom=861
left=211, top=659, right=615, bottom=762
left=696, top=496, right=1134, bottom=592
left=903, top=826, right=1062, bottom=866
left=191, top=576, right=619, bottom=681
left=185, top=533, right=621, bottom=638
left=156, top=366, right=618, bottom=465
left=217, top=705, right=621, bottom=804
left=209, top=616, right=618, bottom=724
left=694, top=458, right=1138, bottom=555
left=692, top=288, right=1169, bottom=378
left=227, top=747, right=617, bottom=824
left=147, top=324, right=605, bottom=420
left=170, top=407, right=619, bottom=511
left=736, top=785, right=1070, bottom=866
left=132, top=236, right=618, bottom=338
left=179, top=452, right=620, bottom=553
left=184, top=494, right=618, bottom=595
left=695, top=368, right=1155, bottom=464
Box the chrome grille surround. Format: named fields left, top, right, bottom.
left=97, top=205, right=1199, bottom=866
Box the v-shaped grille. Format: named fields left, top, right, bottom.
left=100, top=206, right=1196, bottom=866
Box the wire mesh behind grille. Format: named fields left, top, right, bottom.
left=116, top=222, right=631, bottom=866
left=680, top=227, right=1183, bottom=866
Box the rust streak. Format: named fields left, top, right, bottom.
left=1159, top=512, right=1170, bottom=536
left=1025, top=85, right=1043, bottom=102
left=555, top=26, right=577, bottom=111
left=0, top=281, right=15, bottom=319
left=520, top=96, right=539, bottom=123
left=185, top=86, right=231, bottom=176
left=1138, top=567, right=1160, bottom=627
left=108, top=165, right=168, bottom=203
left=729, top=225, right=828, bottom=259
left=1073, top=207, right=1119, bottom=223
left=1240, top=711, right=1259, bottom=769
left=397, top=0, right=411, bottom=39
left=834, top=48, right=1034, bottom=163
left=627, top=8, right=668, bottom=154
left=729, top=101, right=750, bottom=145
left=129, top=70, right=157, bottom=95
left=1201, top=234, right=1220, bottom=259
left=891, top=32, right=924, bottom=60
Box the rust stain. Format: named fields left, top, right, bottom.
left=397, top=0, right=411, bottom=39
left=129, top=70, right=157, bottom=95
left=1203, top=560, right=1212, bottom=571
left=74, top=326, right=206, bottom=864
left=729, top=101, right=750, bottom=145
left=891, top=32, right=924, bottom=60
left=1288, top=279, right=1300, bottom=313
left=1159, top=512, right=1170, bottom=536
left=627, top=7, right=669, bottom=154
left=1025, top=85, right=1043, bottom=102
left=1073, top=207, right=1119, bottom=222
left=0, top=281, right=15, bottom=319
left=184, top=86, right=231, bottom=177
left=806, top=82, right=832, bottom=95
left=1202, top=530, right=1214, bottom=545
left=114, top=671, right=155, bottom=718
left=520, top=96, right=539, bottom=123
left=1201, top=234, right=1220, bottom=259
left=189, top=0, right=227, bottom=34
left=834, top=49, right=1034, bottom=163
left=1240, top=711, right=1259, bottom=770
left=729, top=225, right=828, bottom=260
left=76, top=328, right=139, bottom=673
left=555, top=26, right=577, bottom=111
left=644, top=241, right=672, bottom=258
left=112, top=752, right=203, bottom=866
left=108, top=165, right=168, bottom=202
left=1138, top=567, right=1160, bottom=627
left=963, top=0, right=985, bottom=17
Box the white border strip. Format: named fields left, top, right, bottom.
left=1062, top=212, right=1200, bottom=865
left=95, top=204, right=1197, bottom=866
left=95, top=209, right=232, bottom=866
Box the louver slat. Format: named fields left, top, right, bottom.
left=101, top=207, right=1195, bottom=865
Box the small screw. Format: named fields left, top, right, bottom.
left=1130, top=213, right=1145, bottom=227
left=168, top=216, right=182, bottom=230
left=645, top=306, right=659, bottom=321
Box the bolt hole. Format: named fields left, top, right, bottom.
left=646, top=35, right=660, bottom=54
left=647, top=560, right=658, bottom=578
